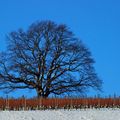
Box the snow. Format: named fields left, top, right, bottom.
left=0, top=109, right=119, bottom=120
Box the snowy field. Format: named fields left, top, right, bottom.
left=0, top=109, right=120, bottom=120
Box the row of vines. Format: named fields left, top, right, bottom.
left=0, top=98, right=120, bottom=110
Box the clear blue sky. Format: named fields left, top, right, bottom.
left=0, top=0, right=120, bottom=98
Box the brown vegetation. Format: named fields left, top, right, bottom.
left=0, top=97, right=120, bottom=110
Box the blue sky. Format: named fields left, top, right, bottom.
left=0, top=0, right=120, bottom=98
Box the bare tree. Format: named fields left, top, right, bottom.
left=0, top=21, right=102, bottom=98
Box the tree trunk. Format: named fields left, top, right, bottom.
left=36, top=88, right=43, bottom=98
left=36, top=88, right=50, bottom=98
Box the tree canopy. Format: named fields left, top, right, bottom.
left=0, top=21, right=102, bottom=98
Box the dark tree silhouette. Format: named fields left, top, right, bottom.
left=0, top=21, right=102, bottom=98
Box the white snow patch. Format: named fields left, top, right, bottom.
left=0, top=108, right=119, bottom=120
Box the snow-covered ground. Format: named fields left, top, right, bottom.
left=0, top=108, right=119, bottom=120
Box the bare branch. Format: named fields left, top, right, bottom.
left=0, top=20, right=102, bottom=98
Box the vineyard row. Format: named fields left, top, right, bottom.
left=0, top=98, right=120, bottom=110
